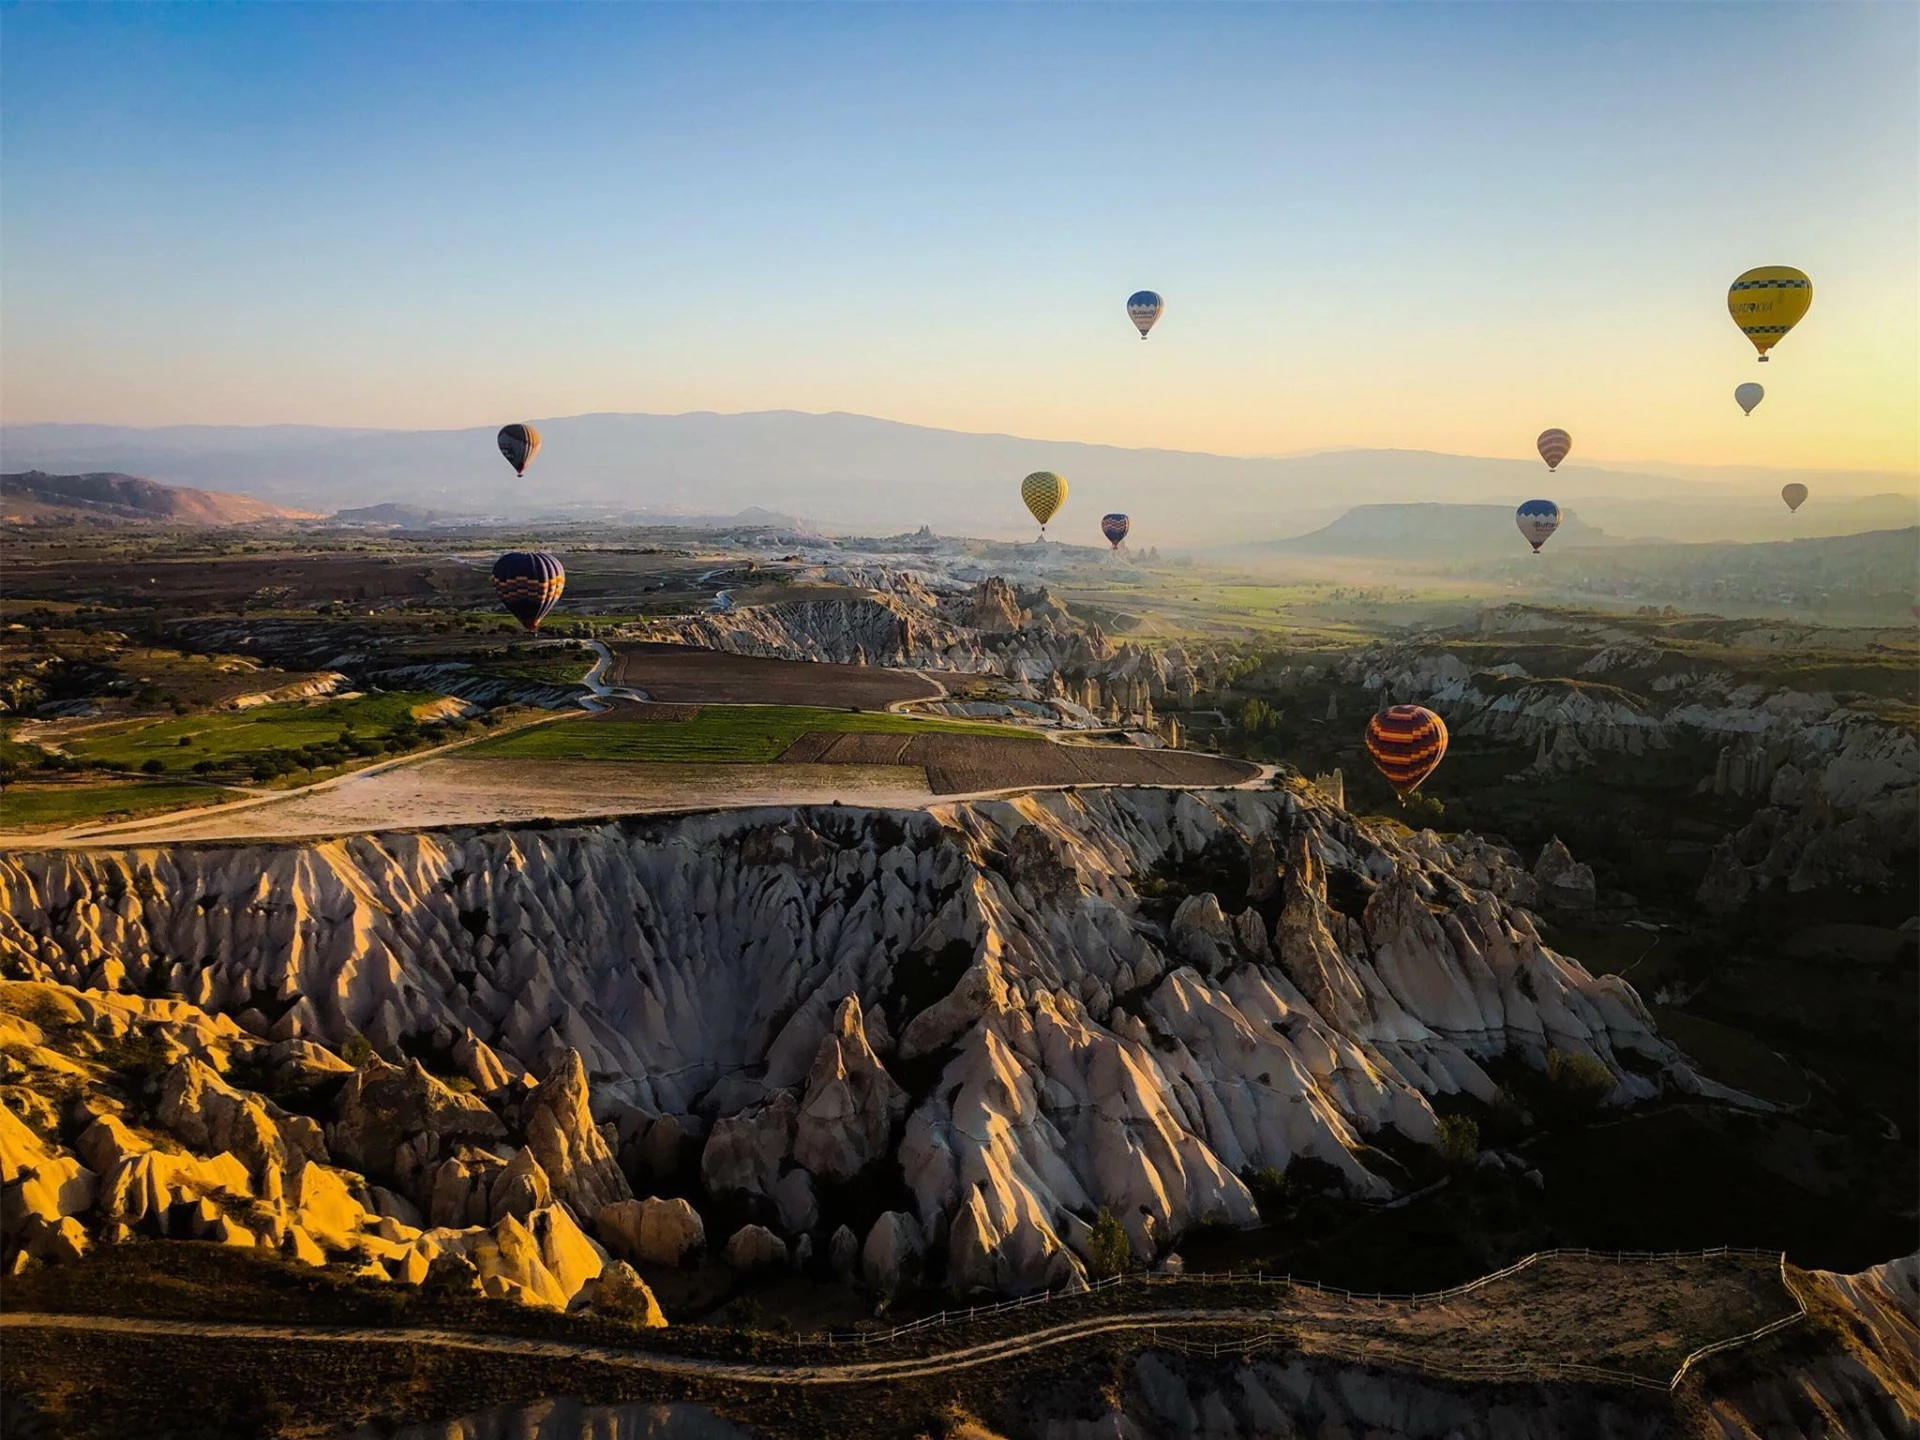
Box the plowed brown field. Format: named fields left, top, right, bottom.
left=611, top=643, right=943, bottom=707
left=780, top=731, right=1260, bottom=793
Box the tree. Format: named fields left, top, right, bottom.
left=1087, top=1207, right=1131, bottom=1280
left=1435, top=1114, right=1480, bottom=1167
left=340, top=1032, right=374, bottom=1068
left=1547, top=1049, right=1615, bottom=1112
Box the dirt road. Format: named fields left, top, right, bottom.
left=0, top=1308, right=1276, bottom=1386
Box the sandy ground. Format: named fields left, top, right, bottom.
left=40, top=758, right=935, bottom=844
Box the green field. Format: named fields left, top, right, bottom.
left=466, top=705, right=1034, bottom=764
left=0, top=781, right=244, bottom=832
left=57, top=693, right=449, bottom=775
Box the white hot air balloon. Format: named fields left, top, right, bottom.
left=1735, top=382, right=1764, bottom=416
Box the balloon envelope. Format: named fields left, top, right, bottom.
left=1022, top=471, right=1067, bottom=530
left=1781, top=483, right=1809, bottom=512
left=1516, top=499, right=1561, bottom=552
left=1365, top=705, right=1449, bottom=799
left=497, top=424, right=541, bottom=477
left=1735, top=382, right=1765, bottom=416
left=492, top=551, right=565, bottom=631
left=1126, top=291, right=1164, bottom=339
left=1728, top=266, right=1812, bottom=360
left=1536, top=429, right=1571, bottom=472
left=1100, top=513, right=1131, bottom=548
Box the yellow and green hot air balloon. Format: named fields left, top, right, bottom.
left=1728, top=266, right=1812, bottom=361
left=1021, top=471, right=1067, bottom=537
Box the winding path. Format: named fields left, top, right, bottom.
left=0, top=1308, right=1276, bottom=1386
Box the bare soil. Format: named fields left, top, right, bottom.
left=781, top=731, right=1262, bottom=793
left=40, top=757, right=932, bottom=843
left=611, top=642, right=944, bottom=707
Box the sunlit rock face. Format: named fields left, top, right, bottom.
left=1, top=785, right=1691, bottom=1294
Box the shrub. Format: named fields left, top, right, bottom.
left=339, top=1032, right=374, bottom=1068
left=1087, top=1206, right=1131, bottom=1280
left=140, top=758, right=166, bottom=775
left=1435, top=1114, right=1480, bottom=1167
left=1243, top=1165, right=1290, bottom=1222
left=1546, top=1048, right=1615, bottom=1111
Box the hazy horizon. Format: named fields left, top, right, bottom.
left=8, top=406, right=1914, bottom=545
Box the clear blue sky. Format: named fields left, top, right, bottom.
left=3, top=2, right=1913, bottom=470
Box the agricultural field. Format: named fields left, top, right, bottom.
left=610, top=641, right=943, bottom=707
left=33, top=692, right=462, bottom=784
left=0, top=779, right=245, bottom=833
left=784, top=729, right=1262, bottom=793
left=466, top=703, right=1026, bottom=765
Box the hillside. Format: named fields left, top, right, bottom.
left=0, top=470, right=315, bottom=527
left=1249, top=502, right=1619, bottom=561
left=6, top=414, right=1907, bottom=545
left=1471, top=524, right=1920, bottom=617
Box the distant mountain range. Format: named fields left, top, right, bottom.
left=0, top=470, right=316, bottom=526
left=1249, top=502, right=1620, bottom=561
left=2, top=412, right=1911, bottom=545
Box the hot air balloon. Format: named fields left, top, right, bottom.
left=1516, top=499, right=1561, bottom=553
left=492, top=551, right=565, bottom=631
left=1126, top=291, right=1164, bottom=339
left=1022, top=471, right=1067, bottom=536
left=1735, top=382, right=1765, bottom=416
left=1781, top=483, right=1808, bottom=513
left=1536, top=429, right=1571, bottom=472
left=1365, top=705, right=1449, bottom=799
left=1101, top=513, right=1131, bottom=549
left=1728, top=266, right=1812, bottom=361
left=497, top=424, right=541, bottom=477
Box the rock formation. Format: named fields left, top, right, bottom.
left=1, top=784, right=1699, bottom=1297
left=597, top=1195, right=705, bottom=1267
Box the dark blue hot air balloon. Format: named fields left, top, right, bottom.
left=1101, top=513, right=1131, bottom=548
left=1515, top=500, right=1561, bottom=554
left=492, top=551, right=565, bottom=630
left=1126, top=291, right=1164, bottom=338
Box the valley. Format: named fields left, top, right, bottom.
left=0, top=516, right=1913, bottom=1438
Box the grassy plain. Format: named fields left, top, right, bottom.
left=54, top=693, right=449, bottom=774
left=467, top=705, right=1031, bottom=765
left=0, top=780, right=245, bottom=832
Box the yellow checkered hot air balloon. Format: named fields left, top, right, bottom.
left=1728, top=267, right=1812, bottom=361
left=1021, top=471, right=1067, bottom=537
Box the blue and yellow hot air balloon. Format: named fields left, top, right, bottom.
left=1101, top=513, right=1131, bottom=549
left=492, top=551, right=565, bottom=631
left=1022, top=471, right=1067, bottom=537
left=1126, top=291, right=1164, bottom=339
left=497, top=424, right=541, bottom=477
left=1728, top=267, right=1812, bottom=361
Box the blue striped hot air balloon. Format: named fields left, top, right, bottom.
left=492, top=551, right=565, bottom=631
left=1101, top=513, right=1131, bottom=549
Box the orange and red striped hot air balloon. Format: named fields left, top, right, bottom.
left=1364, top=705, right=1449, bottom=799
